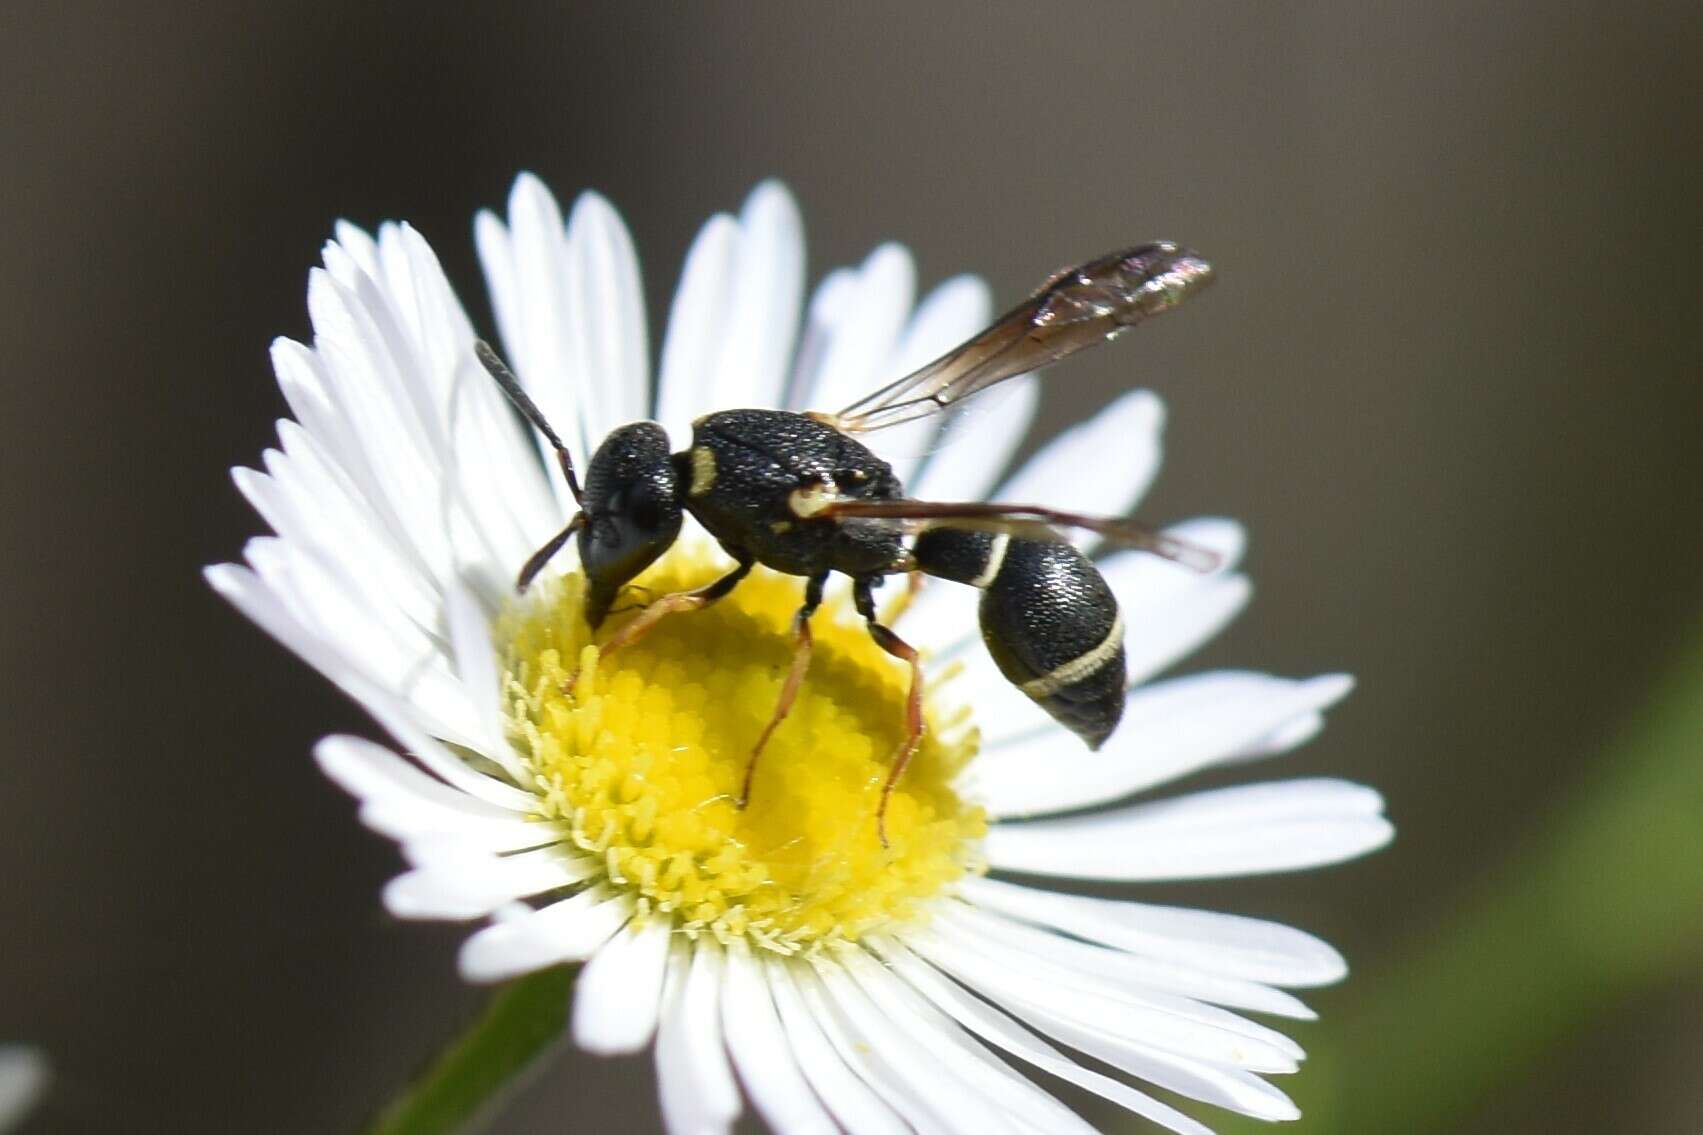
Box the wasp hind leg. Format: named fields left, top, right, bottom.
left=738, top=571, right=829, bottom=809
left=853, top=575, right=925, bottom=849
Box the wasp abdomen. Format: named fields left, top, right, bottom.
left=913, top=528, right=1125, bottom=748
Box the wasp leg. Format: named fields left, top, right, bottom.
left=568, top=554, right=753, bottom=691
left=738, top=572, right=829, bottom=809
left=854, top=576, right=925, bottom=849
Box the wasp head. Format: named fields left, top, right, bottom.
left=576, top=422, right=682, bottom=627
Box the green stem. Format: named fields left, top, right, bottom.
left=367, top=965, right=576, bottom=1135
left=1218, top=617, right=1703, bottom=1134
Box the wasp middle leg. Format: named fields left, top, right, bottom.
left=854, top=575, right=925, bottom=848
left=738, top=571, right=829, bottom=808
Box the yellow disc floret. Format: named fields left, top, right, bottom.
left=497, top=544, right=986, bottom=955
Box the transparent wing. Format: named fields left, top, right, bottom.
left=820, top=243, right=1214, bottom=434
left=819, top=497, right=1222, bottom=573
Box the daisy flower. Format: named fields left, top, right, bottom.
left=207, top=174, right=1391, bottom=1134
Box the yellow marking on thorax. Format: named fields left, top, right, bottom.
left=788, top=481, right=839, bottom=518
left=687, top=445, right=718, bottom=497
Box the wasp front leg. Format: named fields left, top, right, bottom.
left=567, top=553, right=754, bottom=693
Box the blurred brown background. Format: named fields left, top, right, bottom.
left=3, top=3, right=1701, bottom=1133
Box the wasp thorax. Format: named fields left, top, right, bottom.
left=577, top=422, right=683, bottom=626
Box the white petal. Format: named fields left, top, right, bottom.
left=1123, top=575, right=1252, bottom=687
left=239, top=537, right=476, bottom=745
left=482, top=175, right=591, bottom=505
left=656, top=212, right=739, bottom=440
left=809, top=964, right=1021, bottom=1135
left=909, top=931, right=1300, bottom=1122
left=443, top=584, right=519, bottom=775
left=837, top=950, right=1097, bottom=1134
left=948, top=893, right=1317, bottom=1019
left=270, top=336, right=370, bottom=506
left=788, top=267, right=858, bottom=408
left=996, top=391, right=1164, bottom=550
left=786, top=964, right=958, bottom=1135
left=655, top=940, right=740, bottom=1135
left=924, top=911, right=1300, bottom=1073
left=713, top=181, right=805, bottom=417
left=1232, top=710, right=1326, bottom=761
left=721, top=943, right=837, bottom=1135
left=312, top=243, right=450, bottom=456
left=456, top=889, right=629, bottom=983
left=437, top=346, right=562, bottom=578
left=573, top=918, right=671, bottom=1054
left=383, top=844, right=591, bottom=920
left=340, top=681, right=535, bottom=811
left=215, top=554, right=537, bottom=815
left=562, top=190, right=649, bottom=440
left=207, top=557, right=379, bottom=705
left=907, top=375, right=1040, bottom=503
left=870, top=938, right=1215, bottom=1135
left=869, top=274, right=995, bottom=485
left=934, top=904, right=1306, bottom=1063
left=329, top=219, right=379, bottom=278
left=796, top=243, right=915, bottom=414
left=473, top=209, right=519, bottom=348
left=1030, top=1004, right=1300, bottom=1122
left=765, top=960, right=909, bottom=1135
left=890, top=274, right=992, bottom=378
left=969, top=673, right=1354, bottom=817
left=384, top=224, right=479, bottom=399
left=985, top=777, right=1394, bottom=880
left=962, top=876, right=1347, bottom=988
left=303, top=267, right=460, bottom=577
left=0, top=1047, right=48, bottom=1134
left=309, top=736, right=544, bottom=852
left=252, top=419, right=443, bottom=628
left=474, top=205, right=581, bottom=504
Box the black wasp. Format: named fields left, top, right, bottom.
left=476, top=243, right=1217, bottom=844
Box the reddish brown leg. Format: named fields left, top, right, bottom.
left=567, top=556, right=752, bottom=692
left=855, top=576, right=925, bottom=848
left=738, top=572, right=828, bottom=808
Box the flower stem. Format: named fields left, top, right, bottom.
left=366, top=965, right=576, bottom=1135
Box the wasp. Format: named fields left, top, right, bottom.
left=476, top=243, right=1217, bottom=843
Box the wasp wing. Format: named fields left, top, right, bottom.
left=819, top=498, right=1222, bottom=573
left=820, top=243, right=1214, bottom=434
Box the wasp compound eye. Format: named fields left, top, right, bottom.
left=577, top=422, right=682, bottom=626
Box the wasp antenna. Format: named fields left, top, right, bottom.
left=474, top=340, right=584, bottom=505
left=515, top=512, right=586, bottom=594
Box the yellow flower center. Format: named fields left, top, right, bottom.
left=497, top=544, right=986, bottom=954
